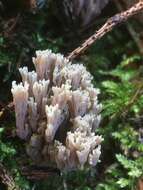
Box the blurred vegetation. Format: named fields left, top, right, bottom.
left=0, top=1, right=143, bottom=190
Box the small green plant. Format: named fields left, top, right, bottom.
left=0, top=126, right=30, bottom=189
left=96, top=56, right=143, bottom=190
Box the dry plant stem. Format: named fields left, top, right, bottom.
left=3, top=14, right=20, bottom=37
left=21, top=166, right=60, bottom=180
left=111, top=83, right=143, bottom=119
left=0, top=102, right=14, bottom=119
left=68, top=1, right=143, bottom=60
left=121, top=83, right=143, bottom=117
left=0, top=163, right=20, bottom=190
left=138, top=178, right=143, bottom=190
left=113, top=0, right=143, bottom=54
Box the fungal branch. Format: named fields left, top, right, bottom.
left=67, top=1, right=143, bottom=60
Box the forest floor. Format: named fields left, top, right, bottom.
left=0, top=1, right=143, bottom=190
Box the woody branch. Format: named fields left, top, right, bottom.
left=67, top=1, right=143, bottom=60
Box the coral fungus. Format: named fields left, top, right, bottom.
left=11, top=49, right=102, bottom=171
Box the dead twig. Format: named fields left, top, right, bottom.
left=21, top=165, right=60, bottom=180
left=0, top=163, right=20, bottom=190
left=67, top=1, right=143, bottom=60
left=0, top=102, right=14, bottom=119
left=121, top=83, right=143, bottom=117
left=138, top=178, right=143, bottom=190
left=3, top=13, right=20, bottom=37
left=113, top=0, right=143, bottom=54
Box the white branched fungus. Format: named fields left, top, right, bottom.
left=11, top=49, right=103, bottom=171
